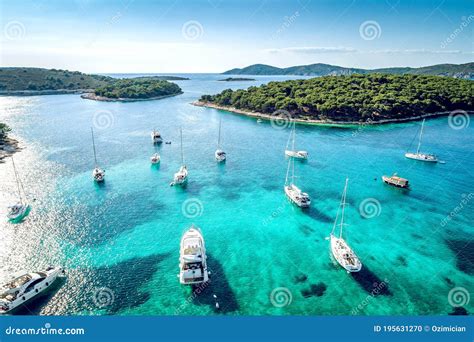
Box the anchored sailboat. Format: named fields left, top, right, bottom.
left=215, top=118, right=226, bottom=162
left=150, top=152, right=160, bottom=164
left=91, top=127, right=105, bottom=182
left=178, top=225, right=209, bottom=285
left=151, top=129, right=163, bottom=144
left=405, top=119, right=438, bottom=162
left=284, top=156, right=310, bottom=208
left=171, top=128, right=188, bottom=186
left=6, top=156, right=30, bottom=222
left=285, top=121, right=308, bottom=159
left=330, top=178, right=362, bottom=273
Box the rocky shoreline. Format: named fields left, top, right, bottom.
left=81, top=92, right=183, bottom=102
left=193, top=101, right=473, bottom=127
left=0, top=136, right=21, bottom=162
left=0, top=89, right=93, bottom=96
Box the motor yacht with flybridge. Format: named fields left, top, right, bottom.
left=329, top=178, right=362, bottom=273
left=0, top=267, right=64, bottom=314
left=151, top=129, right=163, bottom=144
left=178, top=225, right=209, bottom=285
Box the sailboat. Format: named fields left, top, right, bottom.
left=285, top=121, right=308, bottom=159
left=405, top=119, right=438, bottom=162
left=284, top=156, right=310, bottom=208
left=90, top=127, right=105, bottom=182
left=150, top=153, right=160, bottom=164
left=215, top=119, right=226, bottom=162
left=329, top=178, right=362, bottom=273
left=178, top=225, right=209, bottom=285
left=6, top=156, right=30, bottom=222
left=151, top=129, right=163, bottom=144
left=171, top=128, right=188, bottom=186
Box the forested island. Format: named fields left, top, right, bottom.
left=81, top=77, right=182, bottom=101
left=224, top=62, right=474, bottom=79
left=0, top=123, right=20, bottom=162
left=196, top=74, right=473, bottom=125
left=0, top=68, right=184, bottom=101
left=218, top=77, right=256, bottom=81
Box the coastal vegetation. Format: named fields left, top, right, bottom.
left=199, top=74, right=473, bottom=123
left=0, top=67, right=112, bottom=92
left=224, top=62, right=474, bottom=78
left=92, top=77, right=182, bottom=100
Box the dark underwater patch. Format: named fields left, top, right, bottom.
left=301, top=282, right=327, bottom=298
left=293, top=273, right=308, bottom=284
left=445, top=239, right=474, bottom=275
left=351, top=267, right=391, bottom=296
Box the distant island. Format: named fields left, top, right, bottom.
left=223, top=62, right=474, bottom=79
left=196, top=74, right=473, bottom=125
left=81, top=77, right=182, bottom=102
left=218, top=77, right=256, bottom=81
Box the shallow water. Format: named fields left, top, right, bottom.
left=0, top=74, right=472, bottom=315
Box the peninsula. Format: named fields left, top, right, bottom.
left=196, top=74, right=473, bottom=125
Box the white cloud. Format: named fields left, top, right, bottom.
left=264, top=46, right=473, bottom=55
left=265, top=46, right=357, bottom=54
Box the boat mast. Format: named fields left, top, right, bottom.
left=285, top=156, right=291, bottom=185
left=217, top=119, right=222, bottom=149
left=11, top=156, right=23, bottom=205
left=180, top=127, right=185, bottom=165
left=292, top=121, right=296, bottom=151
left=416, top=119, right=425, bottom=154
left=91, top=127, right=98, bottom=167
left=339, top=178, right=349, bottom=238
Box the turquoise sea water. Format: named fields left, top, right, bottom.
left=0, top=74, right=472, bottom=316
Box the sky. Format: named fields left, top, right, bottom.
left=0, top=0, right=473, bottom=73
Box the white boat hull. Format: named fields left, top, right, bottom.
left=179, top=227, right=209, bottom=285
left=405, top=152, right=438, bottom=162
left=215, top=150, right=226, bottom=162
left=0, top=267, right=64, bottom=314
left=285, top=150, right=308, bottom=159
left=92, top=168, right=105, bottom=182
left=173, top=166, right=188, bottom=185
left=284, top=185, right=311, bottom=208
left=330, top=235, right=362, bottom=272
left=7, top=204, right=30, bottom=221
left=150, top=154, right=160, bottom=164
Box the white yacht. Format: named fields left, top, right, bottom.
left=171, top=128, right=188, bottom=186
left=151, top=129, right=163, bottom=144
left=215, top=119, right=226, bottom=162
left=7, top=157, right=30, bottom=222
left=150, top=153, right=160, bottom=164
left=91, top=127, right=105, bottom=182
left=178, top=226, right=209, bottom=285
left=284, top=157, right=310, bottom=208
left=285, top=121, right=308, bottom=160
left=0, top=267, right=64, bottom=314
left=330, top=178, right=362, bottom=273
left=405, top=119, right=438, bottom=162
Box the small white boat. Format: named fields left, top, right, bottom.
left=6, top=157, right=30, bottom=222
left=0, top=267, right=64, bottom=314
left=257, top=118, right=263, bottom=123
left=91, top=128, right=105, bottom=182
left=285, top=121, right=308, bottom=160
left=150, top=153, right=160, bottom=164
left=151, top=129, right=163, bottom=144
left=330, top=178, right=362, bottom=273
left=215, top=119, right=226, bottom=162
left=405, top=119, right=438, bottom=163
left=171, top=128, right=188, bottom=186
left=284, top=157, right=310, bottom=208
left=178, top=225, right=209, bottom=285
